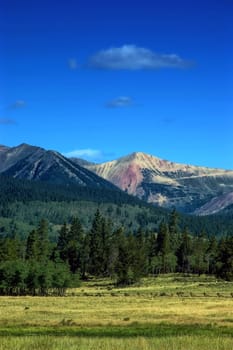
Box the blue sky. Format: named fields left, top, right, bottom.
left=1, top=0, right=232, bottom=168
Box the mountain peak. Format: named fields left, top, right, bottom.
left=0, top=143, right=118, bottom=191
left=84, top=151, right=233, bottom=213
left=119, top=151, right=160, bottom=163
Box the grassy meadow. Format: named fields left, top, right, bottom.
left=0, top=274, right=233, bottom=349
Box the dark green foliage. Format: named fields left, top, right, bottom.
left=156, top=221, right=177, bottom=273
left=66, top=218, right=83, bottom=273
left=190, top=232, right=209, bottom=275
left=0, top=220, right=74, bottom=296
left=0, top=205, right=232, bottom=295
left=89, top=210, right=108, bottom=276
left=25, top=229, right=37, bottom=260
left=1, top=174, right=233, bottom=239
left=216, top=236, right=233, bottom=281
left=0, top=174, right=142, bottom=208
left=168, top=208, right=180, bottom=251
left=176, top=227, right=192, bottom=273
left=57, top=223, right=69, bottom=262
left=206, top=236, right=218, bottom=274
left=114, top=229, right=133, bottom=285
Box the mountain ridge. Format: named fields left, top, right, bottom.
left=0, top=143, right=119, bottom=191
left=1, top=144, right=233, bottom=215
left=80, top=151, right=233, bottom=213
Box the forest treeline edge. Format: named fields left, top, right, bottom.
left=0, top=209, right=232, bottom=296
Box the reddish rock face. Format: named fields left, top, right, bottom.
left=112, top=163, right=143, bottom=194
left=85, top=152, right=233, bottom=214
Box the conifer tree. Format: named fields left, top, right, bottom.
left=168, top=208, right=180, bottom=251
left=89, top=209, right=105, bottom=275
left=25, top=229, right=38, bottom=260
left=57, top=223, right=69, bottom=262
left=157, top=221, right=170, bottom=273
left=177, top=227, right=192, bottom=273
left=36, top=219, right=50, bottom=262
left=206, top=235, right=218, bottom=274
left=191, top=231, right=208, bottom=275
left=67, top=217, right=84, bottom=273
left=114, top=228, right=131, bottom=285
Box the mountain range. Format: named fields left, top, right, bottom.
left=0, top=143, right=117, bottom=190
left=78, top=152, right=233, bottom=214
left=1, top=144, right=233, bottom=215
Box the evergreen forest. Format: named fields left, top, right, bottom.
left=0, top=209, right=233, bottom=296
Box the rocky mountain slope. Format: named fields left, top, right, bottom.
left=0, top=143, right=118, bottom=190
left=2, top=145, right=233, bottom=215
left=83, top=152, right=233, bottom=213
left=194, top=192, right=233, bottom=216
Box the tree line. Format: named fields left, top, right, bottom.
left=0, top=209, right=232, bottom=296
left=1, top=174, right=233, bottom=239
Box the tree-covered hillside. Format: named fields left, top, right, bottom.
left=0, top=175, right=233, bottom=239
left=0, top=210, right=233, bottom=296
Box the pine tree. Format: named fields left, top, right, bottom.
left=114, top=228, right=131, bottom=285
left=57, top=223, right=69, bottom=262
left=25, top=229, right=38, bottom=260
left=147, top=231, right=158, bottom=275
left=216, top=236, right=233, bottom=281
left=157, top=221, right=170, bottom=273
left=134, top=227, right=148, bottom=277
left=168, top=208, right=180, bottom=251
left=206, top=235, right=218, bottom=274
left=88, top=209, right=105, bottom=275
left=36, top=219, right=50, bottom=262
left=67, top=217, right=84, bottom=274
left=191, top=231, right=208, bottom=275
left=177, top=227, right=192, bottom=273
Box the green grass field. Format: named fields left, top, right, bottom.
left=0, top=275, right=233, bottom=349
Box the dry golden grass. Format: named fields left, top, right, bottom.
left=0, top=293, right=233, bottom=327
left=0, top=275, right=232, bottom=349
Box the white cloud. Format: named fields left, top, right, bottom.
left=88, top=45, right=192, bottom=70
left=106, top=96, right=133, bottom=108
left=64, top=148, right=103, bottom=160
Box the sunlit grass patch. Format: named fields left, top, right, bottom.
left=0, top=275, right=233, bottom=349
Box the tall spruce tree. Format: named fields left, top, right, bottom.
left=67, top=217, right=84, bottom=274
left=216, top=236, right=233, bottom=281
left=114, top=228, right=132, bottom=285
left=177, top=227, right=192, bottom=273
left=157, top=221, right=170, bottom=273
left=88, top=209, right=105, bottom=276
left=57, top=223, right=69, bottom=262
left=168, top=208, right=180, bottom=251
left=206, top=235, right=218, bottom=274
left=36, top=219, right=50, bottom=262
left=25, top=229, right=38, bottom=260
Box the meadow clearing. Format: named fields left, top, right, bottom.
left=0, top=274, right=233, bottom=350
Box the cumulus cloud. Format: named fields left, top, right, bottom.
left=9, top=100, right=26, bottom=109
left=88, top=45, right=192, bottom=70
left=106, top=96, right=133, bottom=108
left=68, top=58, right=78, bottom=70
left=64, top=148, right=103, bottom=160
left=64, top=148, right=115, bottom=162
left=0, top=118, right=16, bottom=125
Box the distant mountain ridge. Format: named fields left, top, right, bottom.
left=82, top=152, right=233, bottom=214
left=0, top=143, right=118, bottom=191
left=1, top=144, right=233, bottom=215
